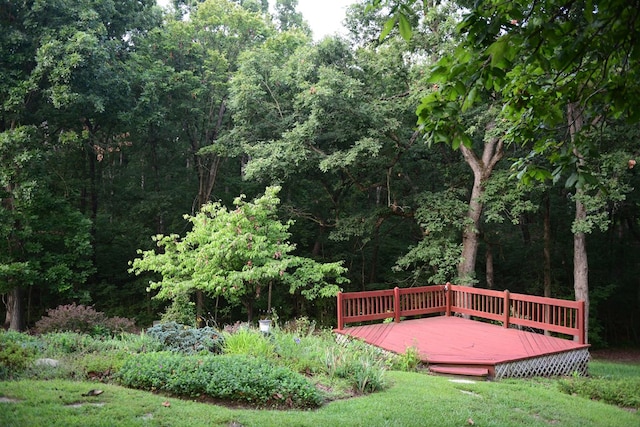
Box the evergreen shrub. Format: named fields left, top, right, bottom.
left=118, top=352, right=322, bottom=408
left=145, top=321, right=223, bottom=354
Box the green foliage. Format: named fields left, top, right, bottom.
left=558, top=376, right=640, bottom=409
left=393, top=189, right=467, bottom=284
left=325, top=337, right=389, bottom=393
left=145, top=322, right=224, bottom=354
left=117, top=352, right=322, bottom=408
left=130, top=186, right=348, bottom=318
left=222, top=327, right=276, bottom=358
left=34, top=304, right=136, bottom=336
left=39, top=331, right=162, bottom=356
left=0, top=331, right=41, bottom=379
left=390, top=345, right=422, bottom=372
left=159, top=291, right=197, bottom=326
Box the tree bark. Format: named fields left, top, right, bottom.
left=457, top=121, right=504, bottom=284
left=4, top=287, right=25, bottom=331
left=485, top=241, right=494, bottom=289
left=568, top=101, right=590, bottom=343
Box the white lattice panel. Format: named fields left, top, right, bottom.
left=494, top=348, right=590, bottom=380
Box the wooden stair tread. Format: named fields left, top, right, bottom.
left=429, top=365, right=489, bottom=377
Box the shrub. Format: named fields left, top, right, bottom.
left=118, top=352, right=322, bottom=408
left=558, top=376, right=640, bottom=409
left=34, top=303, right=136, bottom=336
left=223, top=327, right=275, bottom=359
left=0, top=331, right=41, bottom=379
left=145, top=322, right=223, bottom=354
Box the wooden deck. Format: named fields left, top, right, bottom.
left=335, top=284, right=591, bottom=379
left=336, top=316, right=590, bottom=379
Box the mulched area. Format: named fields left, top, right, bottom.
left=590, top=348, right=640, bottom=364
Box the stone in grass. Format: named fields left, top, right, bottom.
left=34, top=358, right=60, bottom=368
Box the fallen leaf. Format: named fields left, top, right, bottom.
left=162, top=401, right=171, bottom=407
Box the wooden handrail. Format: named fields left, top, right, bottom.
left=336, top=284, right=586, bottom=344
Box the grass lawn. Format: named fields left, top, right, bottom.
left=1, top=369, right=638, bottom=427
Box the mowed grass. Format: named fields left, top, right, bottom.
left=1, top=369, right=638, bottom=427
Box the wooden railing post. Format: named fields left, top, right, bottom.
left=337, top=292, right=344, bottom=330
left=503, top=290, right=510, bottom=329
left=394, top=287, right=401, bottom=323
left=577, top=299, right=585, bottom=344
left=445, top=283, right=451, bottom=316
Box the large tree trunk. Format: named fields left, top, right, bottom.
left=457, top=121, right=504, bottom=284
left=4, top=287, right=25, bottom=331
left=568, top=102, right=590, bottom=343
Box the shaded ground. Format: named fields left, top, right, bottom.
left=590, top=348, right=640, bottom=364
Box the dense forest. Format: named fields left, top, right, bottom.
left=1, top=0, right=639, bottom=348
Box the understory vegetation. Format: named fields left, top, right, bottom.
left=0, top=317, right=408, bottom=409
left=1, top=317, right=640, bottom=420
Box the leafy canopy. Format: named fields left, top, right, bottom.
left=129, top=186, right=348, bottom=307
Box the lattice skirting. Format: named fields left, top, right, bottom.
left=494, top=348, right=590, bottom=380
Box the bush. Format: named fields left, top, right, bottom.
left=118, top=352, right=322, bottom=408
left=145, top=322, right=223, bottom=354
left=34, top=304, right=136, bottom=336
left=0, top=331, right=42, bottom=379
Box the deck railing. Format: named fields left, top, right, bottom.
left=336, top=283, right=586, bottom=344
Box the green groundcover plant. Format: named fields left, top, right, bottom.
left=117, top=352, right=322, bottom=409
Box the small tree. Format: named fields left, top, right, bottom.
left=130, top=186, right=348, bottom=321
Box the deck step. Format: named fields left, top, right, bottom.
left=429, top=365, right=489, bottom=378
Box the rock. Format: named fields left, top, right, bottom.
left=35, top=358, right=60, bottom=367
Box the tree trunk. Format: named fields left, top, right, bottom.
left=4, top=287, right=25, bottom=331
left=457, top=121, right=504, bottom=284
left=574, top=197, right=589, bottom=343
left=568, top=101, right=589, bottom=343
left=190, top=101, right=226, bottom=326
left=485, top=241, right=494, bottom=289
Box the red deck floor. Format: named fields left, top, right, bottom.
left=336, top=316, right=589, bottom=367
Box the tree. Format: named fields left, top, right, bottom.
left=0, top=0, right=160, bottom=329
left=0, top=126, right=93, bottom=330
left=371, top=0, right=640, bottom=342
left=130, top=186, right=348, bottom=322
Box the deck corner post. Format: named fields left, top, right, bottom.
left=445, top=282, right=452, bottom=316
left=337, top=292, right=344, bottom=330
left=394, top=287, right=401, bottom=323
left=578, top=299, right=586, bottom=344
left=503, top=290, right=510, bottom=329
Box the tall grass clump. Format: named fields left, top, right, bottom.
left=223, top=327, right=276, bottom=358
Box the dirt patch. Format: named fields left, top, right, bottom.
left=590, top=348, right=640, bottom=364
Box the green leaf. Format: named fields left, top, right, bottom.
left=461, top=86, right=477, bottom=112
left=398, top=14, right=412, bottom=41
left=379, top=17, right=396, bottom=41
